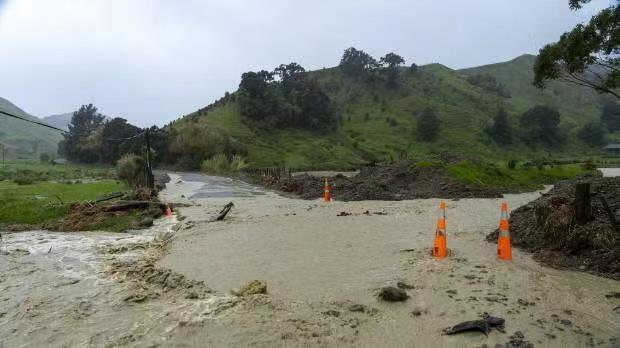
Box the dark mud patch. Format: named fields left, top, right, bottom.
left=487, top=174, right=620, bottom=280
left=255, top=161, right=502, bottom=201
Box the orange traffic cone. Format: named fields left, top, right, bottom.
left=497, top=201, right=512, bottom=260
left=432, top=201, right=447, bottom=259
left=165, top=203, right=173, bottom=218
left=323, top=178, right=331, bottom=202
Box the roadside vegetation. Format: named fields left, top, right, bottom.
left=0, top=179, right=124, bottom=226
left=445, top=160, right=587, bottom=191
left=0, top=159, right=166, bottom=232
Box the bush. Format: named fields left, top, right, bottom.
left=229, top=155, right=249, bottom=171
left=416, top=108, right=441, bottom=142
left=508, top=159, right=518, bottom=170
left=14, top=177, right=34, bottom=185
left=201, top=154, right=249, bottom=174
left=116, top=154, right=146, bottom=188
left=39, top=153, right=50, bottom=163
left=581, top=158, right=597, bottom=170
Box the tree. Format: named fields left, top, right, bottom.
left=467, top=74, right=511, bottom=98
left=339, top=47, right=378, bottom=78
left=299, top=79, right=337, bottom=131
left=100, top=117, right=143, bottom=164
left=380, top=52, right=406, bottom=88
left=601, top=98, right=620, bottom=131
left=534, top=2, right=620, bottom=100
left=58, top=104, right=105, bottom=162
left=578, top=121, right=607, bottom=146
left=237, top=70, right=284, bottom=122
left=416, top=108, right=441, bottom=141
left=519, top=105, right=563, bottom=146
left=274, top=62, right=306, bottom=95
left=485, top=108, right=513, bottom=144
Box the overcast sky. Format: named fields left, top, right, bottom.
left=0, top=0, right=612, bottom=127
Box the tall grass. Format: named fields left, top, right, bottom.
left=201, top=154, right=248, bottom=174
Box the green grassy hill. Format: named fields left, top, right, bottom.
left=171, top=55, right=611, bottom=169
left=0, top=97, right=63, bottom=158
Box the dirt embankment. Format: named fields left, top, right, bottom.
left=257, top=162, right=502, bottom=201
left=487, top=173, right=620, bottom=280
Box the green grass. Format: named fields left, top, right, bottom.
left=0, top=179, right=125, bottom=225
left=0, top=160, right=115, bottom=182
left=172, top=54, right=614, bottom=170
left=446, top=160, right=586, bottom=191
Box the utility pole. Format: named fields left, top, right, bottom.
left=144, top=128, right=155, bottom=191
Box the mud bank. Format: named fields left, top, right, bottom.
left=488, top=174, right=620, bottom=280
left=260, top=162, right=503, bottom=201
left=159, top=173, right=620, bottom=347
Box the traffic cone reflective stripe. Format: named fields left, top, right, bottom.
left=497, top=201, right=512, bottom=260
left=323, top=178, right=331, bottom=202
left=432, top=201, right=447, bottom=259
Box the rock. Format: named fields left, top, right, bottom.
left=348, top=304, right=366, bottom=312
left=560, top=319, right=572, bottom=326
left=378, top=286, right=409, bottom=302
left=232, top=280, right=267, bottom=296
left=323, top=310, right=340, bottom=317
left=411, top=307, right=426, bottom=316
left=605, top=291, right=620, bottom=299
left=138, top=217, right=154, bottom=227
left=396, top=281, right=414, bottom=289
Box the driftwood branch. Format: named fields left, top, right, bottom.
left=215, top=202, right=234, bottom=221
left=93, top=192, right=125, bottom=203
left=104, top=200, right=165, bottom=212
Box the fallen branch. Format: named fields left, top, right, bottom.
left=215, top=202, right=234, bottom=221
left=104, top=200, right=165, bottom=212
left=93, top=192, right=125, bottom=203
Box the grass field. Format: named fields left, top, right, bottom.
left=0, top=179, right=125, bottom=226
left=446, top=161, right=587, bottom=191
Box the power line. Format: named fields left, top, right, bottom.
left=102, top=131, right=146, bottom=142
left=0, top=108, right=145, bottom=142
left=0, top=109, right=68, bottom=133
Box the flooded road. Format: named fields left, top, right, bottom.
left=600, top=167, right=620, bottom=177
left=1, top=172, right=619, bottom=347
left=160, top=173, right=620, bottom=347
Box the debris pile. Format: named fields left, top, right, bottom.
left=487, top=173, right=620, bottom=279
left=268, top=161, right=502, bottom=201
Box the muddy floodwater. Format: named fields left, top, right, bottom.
left=2, top=172, right=619, bottom=347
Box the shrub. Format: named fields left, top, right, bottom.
left=508, top=159, right=518, bottom=170
left=201, top=153, right=229, bottom=174
left=14, top=177, right=34, bottom=185
left=117, top=154, right=146, bottom=188
left=39, top=153, right=50, bottom=163
left=581, top=158, right=597, bottom=170
left=229, top=155, right=249, bottom=171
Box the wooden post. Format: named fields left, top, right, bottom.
left=575, top=182, right=592, bottom=225
left=144, top=129, right=155, bottom=191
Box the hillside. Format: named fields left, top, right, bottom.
left=169, top=54, right=611, bottom=169
left=42, top=112, right=73, bottom=131
left=459, top=54, right=603, bottom=132
left=0, top=97, right=62, bottom=158
left=42, top=112, right=112, bottom=131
